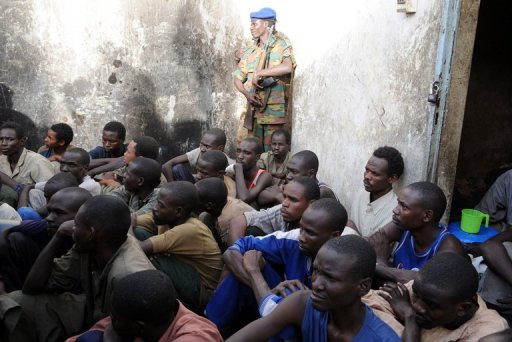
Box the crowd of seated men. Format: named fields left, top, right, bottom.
left=0, top=119, right=510, bottom=341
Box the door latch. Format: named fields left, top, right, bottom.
left=428, top=81, right=440, bottom=107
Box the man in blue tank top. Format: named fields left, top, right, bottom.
left=227, top=235, right=400, bottom=342
left=367, top=181, right=466, bottom=284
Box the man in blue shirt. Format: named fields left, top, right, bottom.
left=227, top=235, right=400, bottom=342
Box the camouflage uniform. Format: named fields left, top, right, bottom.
left=234, top=32, right=295, bottom=151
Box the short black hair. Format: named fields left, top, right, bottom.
left=162, top=181, right=199, bottom=216
left=406, top=181, right=447, bottom=223
left=66, top=147, right=91, bottom=167
left=50, top=187, right=92, bottom=212
left=112, top=270, right=178, bottom=325
left=130, top=157, right=162, bottom=189
left=199, top=150, right=228, bottom=171
left=44, top=172, right=79, bottom=198
left=133, top=136, right=160, bottom=160
left=103, top=121, right=126, bottom=141
left=373, top=146, right=404, bottom=178
left=0, top=121, right=24, bottom=139
left=323, top=235, right=376, bottom=281
left=292, top=150, right=319, bottom=172
left=204, top=128, right=227, bottom=146
left=195, top=177, right=228, bottom=209
left=308, top=198, right=348, bottom=232
left=242, top=137, right=263, bottom=155
left=416, top=253, right=478, bottom=303
left=80, top=195, right=131, bottom=245
left=50, top=123, right=74, bottom=146
left=271, top=129, right=291, bottom=145
left=289, top=176, right=320, bottom=201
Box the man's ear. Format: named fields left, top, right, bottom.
left=456, top=299, right=474, bottom=317
left=205, top=201, right=214, bottom=212
left=387, top=174, right=399, bottom=185
left=216, top=145, right=225, bottom=152
left=331, top=230, right=341, bottom=238
left=57, top=140, right=66, bottom=147
left=358, top=278, right=372, bottom=297
left=175, top=206, right=184, bottom=218
left=423, top=209, right=434, bottom=223
left=137, top=176, right=145, bottom=187
left=20, top=137, right=27, bottom=147
left=307, top=169, right=316, bottom=178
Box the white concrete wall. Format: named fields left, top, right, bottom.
left=234, top=1, right=444, bottom=206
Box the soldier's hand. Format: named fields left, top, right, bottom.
left=246, top=93, right=262, bottom=107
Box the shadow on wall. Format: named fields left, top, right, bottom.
left=0, top=84, right=40, bottom=151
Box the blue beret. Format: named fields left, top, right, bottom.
left=250, top=7, right=276, bottom=20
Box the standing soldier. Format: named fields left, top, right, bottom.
left=234, top=7, right=295, bottom=151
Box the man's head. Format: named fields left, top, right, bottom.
left=152, top=181, right=198, bottom=226
left=43, top=172, right=79, bottom=200
left=73, top=195, right=131, bottom=252
left=0, top=121, right=25, bottom=156
left=102, top=121, right=126, bottom=152
left=250, top=7, right=276, bottom=39
left=412, top=253, right=479, bottom=330
left=364, top=146, right=404, bottom=194
left=236, top=138, right=262, bottom=171
left=195, top=177, right=228, bottom=218
left=281, top=176, right=320, bottom=224
left=285, top=150, right=319, bottom=182
left=44, top=123, right=73, bottom=149
left=392, top=181, right=447, bottom=229
left=123, top=136, right=160, bottom=164
left=298, top=198, right=348, bottom=257
left=270, top=129, right=291, bottom=160
left=199, top=128, right=227, bottom=154
left=311, top=235, right=376, bottom=311
left=60, top=148, right=90, bottom=182
left=46, top=187, right=92, bottom=231
left=110, top=270, right=178, bottom=339
left=196, top=150, right=228, bottom=181
left=123, top=157, right=162, bottom=192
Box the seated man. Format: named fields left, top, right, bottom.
left=134, top=181, right=222, bottom=313
left=228, top=176, right=320, bottom=246
left=0, top=122, right=55, bottom=207
left=227, top=235, right=400, bottom=342
left=205, top=198, right=348, bottom=331
left=97, top=135, right=160, bottom=189
left=348, top=146, right=404, bottom=237
left=368, top=181, right=466, bottom=284
left=108, top=157, right=161, bottom=216
left=195, top=177, right=254, bottom=252
left=37, top=123, right=74, bottom=172
left=29, top=148, right=101, bottom=210
left=377, top=253, right=508, bottom=341
left=257, top=129, right=291, bottom=186
left=196, top=150, right=237, bottom=198
left=162, top=128, right=233, bottom=182
left=67, top=270, right=222, bottom=342
left=475, top=169, right=512, bottom=230
left=0, top=195, right=154, bottom=342
left=233, top=137, right=273, bottom=207
left=258, top=149, right=337, bottom=207
left=18, top=172, right=79, bottom=220
left=0, top=187, right=91, bottom=292
left=88, top=121, right=127, bottom=159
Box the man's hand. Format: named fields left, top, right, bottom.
left=234, top=162, right=244, bottom=175
left=243, top=250, right=265, bottom=273
left=56, top=220, right=75, bottom=238
left=272, top=280, right=308, bottom=298
left=496, top=296, right=512, bottom=317
left=379, top=282, right=415, bottom=323
left=245, top=92, right=262, bottom=107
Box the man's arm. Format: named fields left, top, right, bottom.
left=23, top=220, right=75, bottom=294
left=367, top=222, right=403, bottom=262
left=257, top=185, right=284, bottom=207
left=17, top=184, right=35, bottom=208
left=234, top=78, right=262, bottom=107
left=161, top=154, right=189, bottom=182
left=228, top=214, right=248, bottom=247
left=477, top=230, right=512, bottom=285
left=234, top=165, right=273, bottom=204
left=0, top=170, right=18, bottom=189
left=226, top=290, right=307, bottom=342
left=252, top=57, right=293, bottom=86
left=436, top=235, right=468, bottom=257
left=223, top=249, right=251, bottom=286
left=243, top=250, right=271, bottom=303
left=88, top=157, right=124, bottom=177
